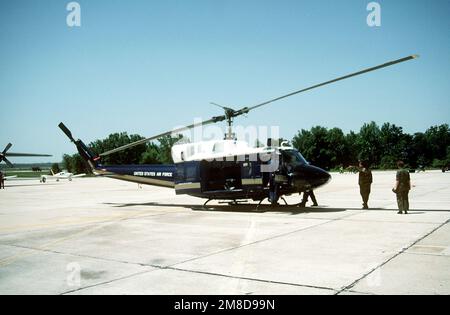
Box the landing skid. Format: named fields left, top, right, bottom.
left=203, top=199, right=250, bottom=208
left=203, top=199, right=213, bottom=208
left=201, top=197, right=299, bottom=211
left=222, top=200, right=249, bottom=206
left=256, top=197, right=289, bottom=210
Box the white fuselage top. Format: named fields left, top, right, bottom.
left=171, top=140, right=275, bottom=164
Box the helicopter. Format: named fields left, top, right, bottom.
left=59, top=55, right=418, bottom=207
left=0, top=143, right=52, bottom=168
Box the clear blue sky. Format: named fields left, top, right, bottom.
left=1, top=0, right=449, bottom=162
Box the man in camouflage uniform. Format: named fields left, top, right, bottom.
left=394, top=161, right=411, bottom=214
left=358, top=161, right=373, bottom=210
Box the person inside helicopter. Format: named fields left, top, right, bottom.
left=280, top=149, right=308, bottom=168
left=269, top=149, right=307, bottom=205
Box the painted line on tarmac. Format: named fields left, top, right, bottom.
left=337, top=218, right=450, bottom=295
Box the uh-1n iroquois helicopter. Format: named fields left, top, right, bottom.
left=60, top=55, right=418, bottom=207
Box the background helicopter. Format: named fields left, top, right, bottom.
left=60, top=55, right=418, bottom=206
left=0, top=143, right=52, bottom=168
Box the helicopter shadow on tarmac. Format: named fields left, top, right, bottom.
left=103, top=201, right=439, bottom=215
left=103, top=201, right=354, bottom=215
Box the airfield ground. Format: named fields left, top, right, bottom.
left=0, top=171, right=449, bottom=295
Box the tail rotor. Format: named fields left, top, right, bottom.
left=58, top=123, right=100, bottom=169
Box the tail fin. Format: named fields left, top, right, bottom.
left=58, top=123, right=101, bottom=171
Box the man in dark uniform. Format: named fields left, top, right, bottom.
left=0, top=171, right=5, bottom=190
left=394, top=161, right=411, bottom=214
left=358, top=161, right=373, bottom=209
left=299, top=190, right=318, bottom=208
left=268, top=172, right=280, bottom=206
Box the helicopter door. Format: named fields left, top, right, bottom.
left=200, top=161, right=243, bottom=192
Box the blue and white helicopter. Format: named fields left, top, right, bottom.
left=60, top=55, right=417, bottom=207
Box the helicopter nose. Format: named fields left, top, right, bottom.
left=314, top=167, right=332, bottom=187
left=292, top=165, right=331, bottom=189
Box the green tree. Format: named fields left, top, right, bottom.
left=90, top=133, right=146, bottom=165
left=409, top=132, right=430, bottom=167
left=156, top=135, right=184, bottom=164
left=140, top=143, right=160, bottom=164
left=62, top=154, right=74, bottom=173
left=344, top=131, right=359, bottom=166
left=379, top=123, right=408, bottom=169
left=51, top=163, right=62, bottom=174
left=293, top=126, right=346, bottom=170
left=357, top=122, right=381, bottom=166
left=293, top=128, right=314, bottom=163
left=325, top=128, right=346, bottom=168
left=425, top=124, right=450, bottom=161
left=62, top=154, right=93, bottom=174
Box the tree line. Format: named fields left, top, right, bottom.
left=62, top=122, right=450, bottom=174
left=293, top=122, right=449, bottom=170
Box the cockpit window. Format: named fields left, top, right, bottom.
left=281, top=150, right=308, bottom=166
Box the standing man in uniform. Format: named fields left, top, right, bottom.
left=0, top=171, right=5, bottom=190
left=393, top=161, right=411, bottom=214
left=268, top=172, right=280, bottom=206
left=358, top=161, right=373, bottom=209
left=299, top=190, right=318, bottom=208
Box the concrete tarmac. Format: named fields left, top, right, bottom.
left=0, top=170, right=449, bottom=295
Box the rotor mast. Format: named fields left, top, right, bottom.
left=224, top=108, right=236, bottom=140
left=210, top=103, right=239, bottom=140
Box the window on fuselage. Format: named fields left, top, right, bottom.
left=213, top=142, right=224, bottom=153
left=185, top=164, right=198, bottom=182
left=281, top=150, right=308, bottom=167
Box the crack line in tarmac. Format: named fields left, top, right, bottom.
left=60, top=269, right=159, bottom=295
left=0, top=209, right=184, bottom=268
left=343, top=219, right=444, bottom=225
left=167, top=210, right=367, bottom=269
left=0, top=243, right=163, bottom=268
left=2, top=201, right=449, bottom=294
left=0, top=206, right=366, bottom=271
left=336, top=219, right=450, bottom=295
left=166, top=267, right=337, bottom=293
left=1, top=210, right=365, bottom=295
left=1, top=243, right=337, bottom=295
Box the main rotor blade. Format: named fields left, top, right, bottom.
left=237, top=55, right=419, bottom=115
left=2, top=143, right=12, bottom=155
left=100, top=115, right=226, bottom=157
left=5, top=153, right=52, bottom=157
left=98, top=55, right=418, bottom=157
left=210, top=102, right=231, bottom=111
left=3, top=157, right=14, bottom=168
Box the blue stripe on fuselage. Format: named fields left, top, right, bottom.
left=97, top=164, right=176, bottom=182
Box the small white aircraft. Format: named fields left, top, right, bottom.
left=40, top=170, right=86, bottom=183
